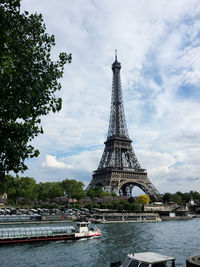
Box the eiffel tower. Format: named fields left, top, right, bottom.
left=87, top=52, right=162, bottom=202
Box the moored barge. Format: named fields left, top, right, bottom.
left=93, top=212, right=162, bottom=223
left=0, top=222, right=102, bottom=244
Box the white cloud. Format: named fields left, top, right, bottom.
left=62, top=150, right=102, bottom=174
left=42, top=155, right=73, bottom=170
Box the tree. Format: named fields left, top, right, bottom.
left=35, top=182, right=64, bottom=202
left=124, top=202, right=131, bottom=211
left=18, top=177, right=37, bottom=204
left=189, top=191, right=200, bottom=202
left=136, top=195, right=150, bottom=204
left=48, top=182, right=64, bottom=200
left=35, top=182, right=51, bottom=202
left=171, top=194, right=183, bottom=205
left=0, top=174, right=21, bottom=203
left=163, top=191, right=200, bottom=205
left=182, top=192, right=192, bottom=204
left=163, top=192, right=172, bottom=203
left=0, top=0, right=71, bottom=185
left=130, top=203, right=141, bottom=211
left=87, top=186, right=112, bottom=199
left=128, top=197, right=136, bottom=203
left=1, top=175, right=37, bottom=204
left=87, top=189, right=96, bottom=200
left=93, top=186, right=104, bottom=198
left=61, top=179, right=86, bottom=200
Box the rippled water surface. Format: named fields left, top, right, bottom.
left=0, top=219, right=200, bottom=266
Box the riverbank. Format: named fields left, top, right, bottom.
left=0, top=212, right=195, bottom=225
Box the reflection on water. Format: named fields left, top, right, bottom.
left=0, top=219, right=200, bottom=266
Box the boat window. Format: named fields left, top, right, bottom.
left=122, top=257, right=132, bottom=267
left=128, top=259, right=140, bottom=267
left=152, top=263, right=166, bottom=267
left=139, top=263, right=149, bottom=267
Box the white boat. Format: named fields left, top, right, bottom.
left=75, top=221, right=102, bottom=238
left=110, top=252, right=176, bottom=267
left=0, top=221, right=102, bottom=245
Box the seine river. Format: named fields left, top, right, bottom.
left=0, top=219, right=199, bottom=266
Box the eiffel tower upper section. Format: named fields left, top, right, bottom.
left=107, top=52, right=129, bottom=140
left=97, top=51, right=143, bottom=172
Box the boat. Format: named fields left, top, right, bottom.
left=186, top=254, right=200, bottom=267
left=0, top=221, right=102, bottom=244
left=110, top=252, right=176, bottom=267
left=93, top=212, right=162, bottom=223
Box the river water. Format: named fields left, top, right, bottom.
left=0, top=219, right=199, bottom=267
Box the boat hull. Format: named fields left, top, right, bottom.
left=0, top=233, right=102, bottom=245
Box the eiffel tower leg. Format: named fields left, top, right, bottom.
left=119, top=183, right=134, bottom=197
left=121, top=184, right=127, bottom=196
left=110, top=178, right=120, bottom=195
left=139, top=183, right=162, bottom=202
left=129, top=184, right=135, bottom=196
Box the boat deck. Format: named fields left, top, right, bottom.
left=0, top=226, right=76, bottom=239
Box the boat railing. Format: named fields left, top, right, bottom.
left=0, top=226, right=76, bottom=239
left=0, top=215, right=31, bottom=222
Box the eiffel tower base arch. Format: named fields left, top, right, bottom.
left=87, top=169, right=163, bottom=202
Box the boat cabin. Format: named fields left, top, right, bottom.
left=75, top=222, right=90, bottom=233
left=111, top=252, right=176, bottom=267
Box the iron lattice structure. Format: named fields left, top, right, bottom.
left=87, top=53, right=162, bottom=201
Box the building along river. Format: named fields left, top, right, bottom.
left=0, top=218, right=199, bottom=266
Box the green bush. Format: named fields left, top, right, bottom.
left=100, top=202, right=107, bottom=209
left=110, top=200, right=118, bottom=210
left=117, top=203, right=124, bottom=211
left=85, top=203, right=93, bottom=210
left=41, top=203, right=51, bottom=209
left=50, top=203, right=60, bottom=209
left=107, top=203, right=113, bottom=209
left=130, top=203, right=141, bottom=211
left=74, top=203, right=80, bottom=209
left=34, top=204, right=41, bottom=209
left=128, top=197, right=135, bottom=203
left=6, top=199, right=15, bottom=206
left=124, top=202, right=131, bottom=211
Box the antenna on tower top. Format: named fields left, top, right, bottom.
left=115, top=49, right=117, bottom=60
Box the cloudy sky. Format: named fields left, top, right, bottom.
left=20, top=0, right=200, bottom=194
